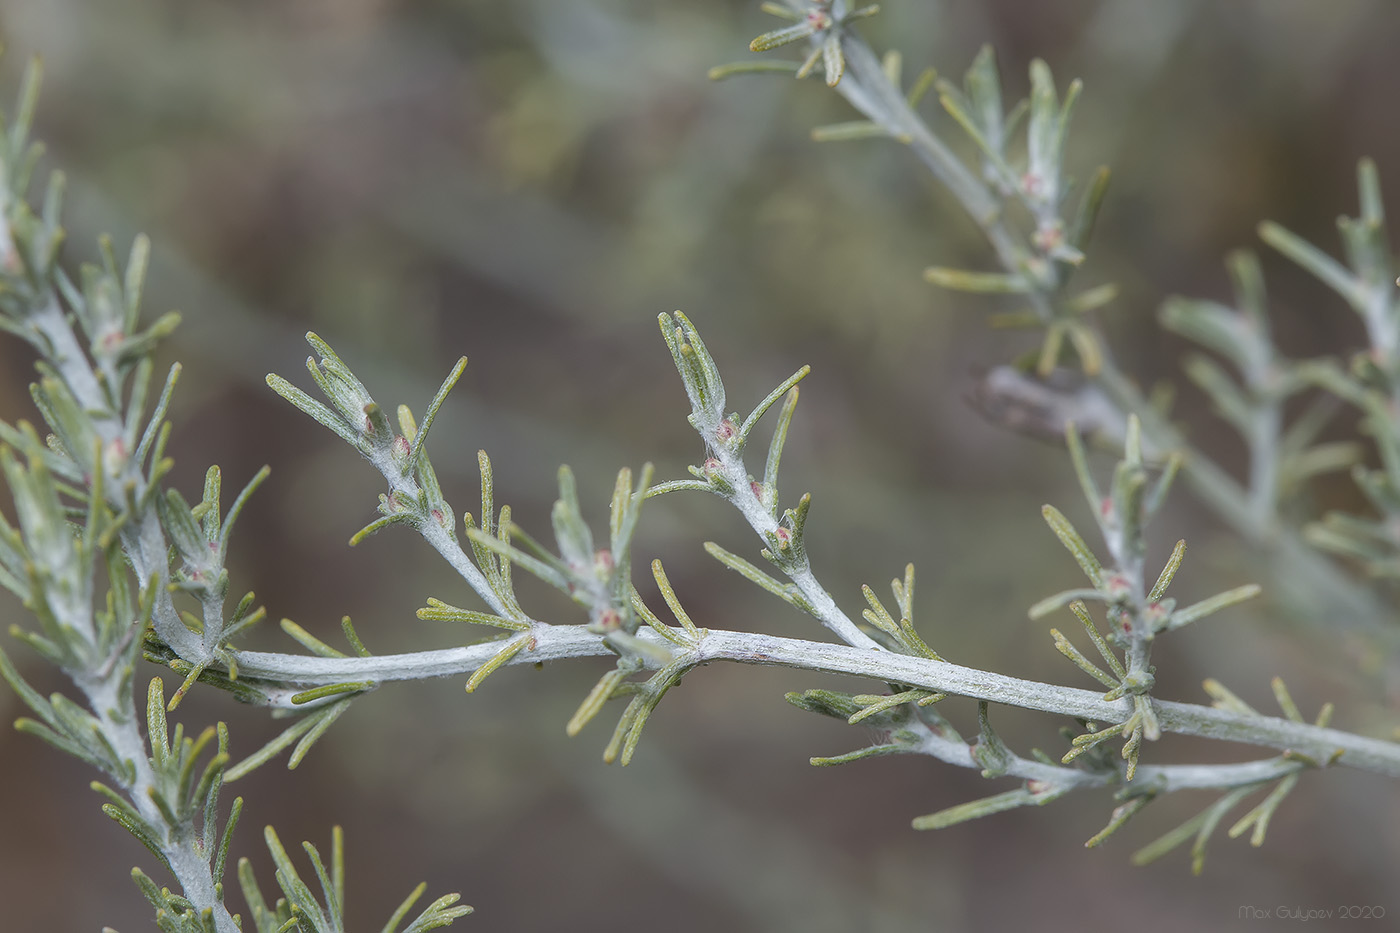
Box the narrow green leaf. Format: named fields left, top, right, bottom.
left=631, top=589, right=690, bottom=647
left=784, top=688, right=866, bottom=720
left=416, top=598, right=530, bottom=631
left=1228, top=773, right=1300, bottom=847
left=9, top=57, right=43, bottom=155
left=0, top=643, right=59, bottom=729
left=289, top=700, right=352, bottom=770
left=650, top=559, right=701, bottom=638
left=971, top=701, right=1012, bottom=776
left=302, top=838, right=342, bottom=932
left=237, top=858, right=272, bottom=931
left=937, top=91, right=1017, bottom=187
left=704, top=541, right=811, bottom=613
left=762, top=386, right=801, bottom=509
left=338, top=617, right=372, bottom=657
left=906, top=67, right=938, bottom=108
left=215, top=796, right=243, bottom=884
left=1041, top=505, right=1105, bottom=587
left=1037, top=324, right=1066, bottom=376
left=465, top=634, right=532, bottom=693
left=1062, top=422, right=1102, bottom=518
left=381, top=883, right=427, bottom=933
left=643, top=478, right=715, bottom=499
left=1132, top=785, right=1257, bottom=873
left=219, top=465, right=271, bottom=556
left=1069, top=601, right=1125, bottom=679
left=1050, top=627, right=1118, bottom=689
left=102, top=803, right=173, bottom=872
left=266, top=374, right=356, bottom=445
left=1066, top=283, right=1118, bottom=314
left=750, top=22, right=816, bottom=52
left=408, top=357, right=467, bottom=476
left=1201, top=678, right=1258, bottom=716
left=1270, top=676, right=1304, bottom=723
left=1167, top=584, right=1261, bottom=631
left=609, top=664, right=687, bottom=766
left=740, top=366, right=810, bottom=442
left=567, top=666, right=631, bottom=737
left=1148, top=540, right=1186, bottom=602
left=350, top=513, right=406, bottom=546
left=225, top=712, right=325, bottom=782
left=848, top=690, right=939, bottom=724
left=1068, top=166, right=1111, bottom=252
left=290, top=681, right=374, bottom=705
left=923, top=266, right=1028, bottom=293
left=913, top=788, right=1038, bottom=829
left=1084, top=795, right=1154, bottom=848
left=810, top=744, right=905, bottom=766
left=279, top=618, right=347, bottom=659
left=1066, top=323, right=1102, bottom=375
left=1259, top=221, right=1361, bottom=307
left=401, top=894, right=471, bottom=932
left=14, top=716, right=107, bottom=769
left=467, top=527, right=571, bottom=592
left=707, top=60, right=801, bottom=81
left=147, top=677, right=169, bottom=764
left=821, top=34, right=844, bottom=87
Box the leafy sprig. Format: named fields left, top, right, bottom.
left=712, top=0, right=1399, bottom=654
left=0, top=58, right=469, bottom=931
left=9, top=11, right=1400, bottom=931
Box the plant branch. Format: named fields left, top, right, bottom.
left=227, top=626, right=1400, bottom=779
left=805, top=16, right=1398, bottom=645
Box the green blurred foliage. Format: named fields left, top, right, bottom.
left=1, top=1, right=1399, bottom=930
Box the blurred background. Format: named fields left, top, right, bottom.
left=2, top=1, right=1399, bottom=930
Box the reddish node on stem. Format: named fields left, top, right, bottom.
left=1103, top=575, right=1132, bottom=602
left=1033, top=222, right=1064, bottom=253
left=104, top=438, right=129, bottom=472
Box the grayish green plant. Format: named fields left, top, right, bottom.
left=0, top=60, right=469, bottom=933
left=712, top=0, right=1399, bottom=648
left=5, top=3, right=1400, bottom=928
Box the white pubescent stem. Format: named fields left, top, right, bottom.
left=31, top=297, right=202, bottom=660
left=908, top=716, right=1303, bottom=794
left=12, top=231, right=234, bottom=924
left=363, top=442, right=515, bottom=620
left=81, top=662, right=240, bottom=931
left=420, top=518, right=515, bottom=619
left=710, top=440, right=883, bottom=652
left=231, top=625, right=1400, bottom=780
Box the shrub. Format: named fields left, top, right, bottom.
left=2, top=3, right=1398, bottom=929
